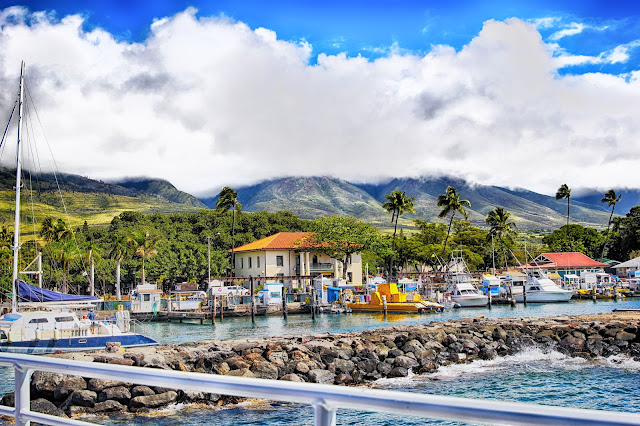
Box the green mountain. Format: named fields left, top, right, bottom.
left=202, top=176, right=613, bottom=230
left=0, top=169, right=204, bottom=230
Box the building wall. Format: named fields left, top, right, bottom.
left=234, top=250, right=363, bottom=286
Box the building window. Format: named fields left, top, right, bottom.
left=249, top=257, right=252, bottom=268
left=241, top=258, right=244, bottom=269
left=313, top=255, right=318, bottom=264
left=276, top=256, right=284, bottom=266
left=257, top=256, right=260, bottom=268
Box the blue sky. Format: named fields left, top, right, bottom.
left=13, top=0, right=640, bottom=72
left=0, top=1, right=639, bottom=195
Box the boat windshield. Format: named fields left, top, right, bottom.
left=1, top=313, right=21, bottom=321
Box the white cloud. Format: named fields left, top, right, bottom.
left=0, top=8, right=639, bottom=198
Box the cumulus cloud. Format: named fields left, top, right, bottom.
left=0, top=7, right=638, bottom=198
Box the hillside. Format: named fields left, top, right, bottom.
left=571, top=189, right=640, bottom=216
left=203, top=176, right=614, bottom=230
left=0, top=169, right=204, bottom=232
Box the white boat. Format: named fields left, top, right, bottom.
left=515, top=271, right=574, bottom=303
left=446, top=252, right=488, bottom=308
left=0, top=62, right=157, bottom=353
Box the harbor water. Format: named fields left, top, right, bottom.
left=3, top=298, right=640, bottom=424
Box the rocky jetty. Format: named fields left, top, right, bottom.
left=2, top=312, right=639, bottom=419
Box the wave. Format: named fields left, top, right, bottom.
left=374, top=346, right=640, bottom=388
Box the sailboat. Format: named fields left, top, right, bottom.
left=0, top=62, right=157, bottom=353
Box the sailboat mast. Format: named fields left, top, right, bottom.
left=11, top=61, right=25, bottom=313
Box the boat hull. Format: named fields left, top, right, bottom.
left=515, top=291, right=573, bottom=303
left=348, top=302, right=443, bottom=314
left=0, top=334, right=158, bottom=355
left=452, top=296, right=488, bottom=307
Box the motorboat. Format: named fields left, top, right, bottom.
left=445, top=252, right=488, bottom=307
left=348, top=283, right=443, bottom=314
left=515, top=271, right=574, bottom=303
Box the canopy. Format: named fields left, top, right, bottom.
left=18, top=280, right=98, bottom=303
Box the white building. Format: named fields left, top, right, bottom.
left=232, top=232, right=363, bottom=289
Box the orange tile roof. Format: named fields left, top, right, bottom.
left=526, top=252, right=606, bottom=268
left=232, top=232, right=312, bottom=252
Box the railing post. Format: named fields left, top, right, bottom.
left=14, top=365, right=31, bottom=426
left=313, top=398, right=336, bottom=426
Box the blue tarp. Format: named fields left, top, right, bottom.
left=18, top=280, right=98, bottom=303
left=327, top=286, right=341, bottom=303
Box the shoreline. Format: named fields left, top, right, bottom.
left=3, top=311, right=639, bottom=419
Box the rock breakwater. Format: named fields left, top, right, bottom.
left=3, top=312, right=640, bottom=419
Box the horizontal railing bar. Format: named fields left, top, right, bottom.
left=23, top=410, right=96, bottom=426
left=0, top=353, right=638, bottom=426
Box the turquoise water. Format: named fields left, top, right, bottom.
left=136, top=298, right=640, bottom=344
left=4, top=299, right=640, bottom=424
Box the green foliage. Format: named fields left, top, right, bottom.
left=542, top=224, right=604, bottom=259
left=607, top=207, right=640, bottom=261
left=306, top=216, right=386, bottom=279
left=600, top=189, right=622, bottom=259
left=437, top=186, right=471, bottom=256
left=555, top=183, right=571, bottom=226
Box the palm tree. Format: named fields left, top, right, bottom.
left=485, top=207, right=518, bottom=269
left=127, top=230, right=161, bottom=285
left=51, top=240, right=79, bottom=294
left=216, top=187, right=241, bottom=276
left=382, top=190, right=416, bottom=276
left=555, top=184, right=571, bottom=226
left=107, top=234, right=130, bottom=301
left=438, top=186, right=471, bottom=257
left=600, top=189, right=622, bottom=260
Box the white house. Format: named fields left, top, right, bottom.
left=232, top=232, right=363, bottom=289
left=613, top=256, right=640, bottom=278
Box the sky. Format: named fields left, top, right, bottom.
left=0, top=1, right=639, bottom=197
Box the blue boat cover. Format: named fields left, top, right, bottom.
left=18, top=280, right=98, bottom=303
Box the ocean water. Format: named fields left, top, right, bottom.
left=2, top=298, right=640, bottom=424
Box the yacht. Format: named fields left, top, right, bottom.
left=446, top=252, right=488, bottom=307
left=515, top=270, right=574, bottom=303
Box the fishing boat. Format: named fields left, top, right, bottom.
left=0, top=62, right=157, bottom=353
left=515, top=270, right=574, bottom=303
left=445, top=252, right=488, bottom=308
left=348, top=283, right=443, bottom=314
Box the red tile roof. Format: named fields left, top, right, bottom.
left=232, top=232, right=312, bottom=252
left=526, top=252, right=606, bottom=268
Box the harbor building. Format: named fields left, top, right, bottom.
left=232, top=232, right=363, bottom=289
left=523, top=252, right=606, bottom=279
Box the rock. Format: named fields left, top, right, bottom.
left=388, top=367, right=408, bottom=378
left=308, top=369, right=335, bottom=384
left=93, top=355, right=135, bottom=366
left=251, top=361, right=279, bottom=380
left=31, top=371, right=64, bottom=397
left=225, top=368, right=256, bottom=378
left=332, top=358, right=356, bottom=374
left=492, top=327, right=507, bottom=341
left=31, top=398, right=67, bottom=418
left=377, top=362, right=393, bottom=376
left=616, top=331, right=636, bottom=341
left=1, top=392, right=14, bottom=408
left=141, top=353, right=168, bottom=369
left=123, top=352, right=145, bottom=366
left=70, top=390, right=97, bottom=408
left=105, top=342, right=121, bottom=353
left=586, top=339, right=604, bottom=356
left=335, top=373, right=353, bottom=385
left=225, top=356, right=251, bottom=370
left=394, top=355, right=419, bottom=369
left=280, top=374, right=304, bottom=382
left=402, top=339, right=425, bottom=354
left=131, top=386, right=156, bottom=398
left=266, top=351, right=289, bottom=366
left=87, top=378, right=126, bottom=393
left=98, top=386, right=131, bottom=404
left=450, top=352, right=467, bottom=363
left=68, top=405, right=95, bottom=416
left=94, top=400, right=126, bottom=413
left=560, top=335, right=585, bottom=351
left=479, top=347, right=497, bottom=360
left=295, top=362, right=310, bottom=374
left=129, top=391, right=178, bottom=411
left=54, top=376, right=87, bottom=400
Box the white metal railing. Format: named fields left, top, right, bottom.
left=0, top=353, right=639, bottom=426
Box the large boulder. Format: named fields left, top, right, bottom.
left=98, top=386, right=131, bottom=404
left=251, top=361, right=279, bottom=380
left=31, top=372, right=64, bottom=397
left=308, top=369, right=335, bottom=384
left=54, top=376, right=87, bottom=401
left=87, top=378, right=125, bottom=393
left=31, top=398, right=67, bottom=418
left=131, top=386, right=156, bottom=398
left=129, top=391, right=178, bottom=411
left=93, top=400, right=126, bottom=413
left=560, top=335, right=585, bottom=351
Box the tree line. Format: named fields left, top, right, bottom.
left=0, top=184, right=636, bottom=296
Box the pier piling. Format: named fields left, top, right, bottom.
left=250, top=276, right=255, bottom=324
left=282, top=290, right=288, bottom=320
